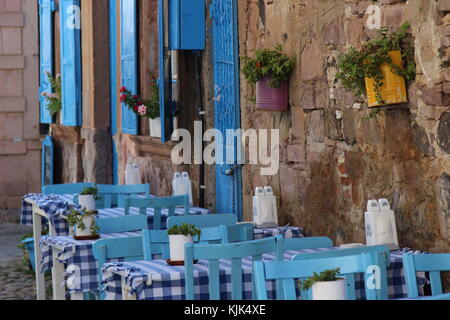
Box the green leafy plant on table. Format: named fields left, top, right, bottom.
left=300, top=268, right=343, bottom=291
left=167, top=223, right=202, bottom=239
left=67, top=208, right=100, bottom=236
left=335, top=22, right=416, bottom=119
left=80, top=184, right=100, bottom=200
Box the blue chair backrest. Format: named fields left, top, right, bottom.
left=220, top=223, right=254, bottom=243
left=124, top=195, right=190, bottom=230
left=253, top=249, right=389, bottom=300
left=292, top=244, right=390, bottom=300
left=403, top=253, right=450, bottom=298
left=43, top=183, right=95, bottom=195
left=167, top=214, right=237, bottom=229
left=280, top=237, right=333, bottom=251
left=92, top=236, right=144, bottom=299
left=184, top=235, right=283, bottom=300
left=97, top=184, right=150, bottom=207
left=96, top=214, right=148, bottom=234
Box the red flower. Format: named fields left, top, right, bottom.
left=256, top=62, right=263, bottom=68
left=133, top=105, right=139, bottom=111
left=120, top=94, right=126, bottom=102
left=133, top=95, right=139, bottom=99
left=120, top=86, right=126, bottom=93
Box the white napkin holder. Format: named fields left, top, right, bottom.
left=172, top=172, right=193, bottom=205
left=253, top=186, right=278, bottom=228
left=364, top=198, right=399, bottom=250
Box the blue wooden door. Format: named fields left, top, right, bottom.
left=110, top=0, right=118, bottom=184
left=211, top=0, right=242, bottom=220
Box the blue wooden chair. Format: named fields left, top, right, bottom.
left=279, top=237, right=333, bottom=251
left=96, top=183, right=150, bottom=208
left=91, top=214, right=149, bottom=300
left=124, top=195, right=190, bottom=230
left=292, top=245, right=390, bottom=300
left=42, top=183, right=95, bottom=195
left=220, top=223, right=254, bottom=243
left=253, top=249, right=390, bottom=300
left=184, top=235, right=283, bottom=300
left=403, top=253, right=450, bottom=299
left=167, top=214, right=237, bottom=229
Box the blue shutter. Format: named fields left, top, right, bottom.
left=120, top=0, right=138, bottom=135
left=41, top=136, right=54, bottom=188
left=38, top=0, right=54, bottom=124
left=60, top=0, right=82, bottom=126
left=159, top=0, right=173, bottom=143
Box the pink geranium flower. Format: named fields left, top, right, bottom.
left=137, top=105, right=147, bottom=116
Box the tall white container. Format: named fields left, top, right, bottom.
left=75, top=214, right=97, bottom=237
left=311, top=279, right=347, bottom=300
left=78, top=194, right=96, bottom=211
left=253, top=186, right=278, bottom=228
left=149, top=117, right=162, bottom=138
left=172, top=172, right=193, bottom=205
left=364, top=199, right=399, bottom=250
left=169, top=235, right=193, bottom=262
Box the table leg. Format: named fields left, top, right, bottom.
left=32, top=206, right=45, bottom=300
left=51, top=251, right=66, bottom=300
left=121, top=277, right=136, bottom=300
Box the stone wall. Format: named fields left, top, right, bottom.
left=238, top=0, right=450, bottom=251
left=0, top=0, right=41, bottom=222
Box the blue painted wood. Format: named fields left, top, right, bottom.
left=124, top=195, right=190, bottom=229
left=292, top=245, right=391, bottom=300
left=60, top=0, right=82, bottom=126
left=96, top=184, right=150, bottom=208
left=403, top=253, right=450, bottom=298
left=411, top=293, right=450, bottom=300
left=254, top=250, right=390, bottom=301
left=220, top=223, right=253, bottom=243
left=38, top=0, right=55, bottom=124
left=120, top=0, right=138, bottom=134
left=167, top=214, right=237, bottom=229
left=158, top=0, right=173, bottom=142
left=109, top=0, right=118, bottom=184
left=42, top=182, right=94, bottom=194
left=184, top=235, right=282, bottom=300
left=41, top=136, right=54, bottom=188
left=168, top=0, right=205, bottom=50
left=280, top=237, right=333, bottom=251
left=96, top=214, right=148, bottom=234
left=211, top=0, right=242, bottom=221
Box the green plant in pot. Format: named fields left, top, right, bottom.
left=336, top=22, right=416, bottom=119
left=167, top=224, right=202, bottom=263
left=300, top=268, right=346, bottom=300
left=78, top=184, right=100, bottom=211
left=68, top=208, right=100, bottom=238
left=241, top=45, right=296, bottom=111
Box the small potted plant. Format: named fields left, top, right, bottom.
left=67, top=208, right=100, bottom=240
left=241, top=45, right=296, bottom=111
left=41, top=72, right=62, bottom=122
left=78, top=185, right=99, bottom=211
left=167, top=223, right=202, bottom=264
left=336, top=22, right=416, bottom=116
left=300, top=268, right=347, bottom=300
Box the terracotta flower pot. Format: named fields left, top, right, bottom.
left=256, top=76, right=289, bottom=111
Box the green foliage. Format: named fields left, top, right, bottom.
left=80, top=184, right=100, bottom=200
left=17, top=228, right=48, bottom=270
left=336, top=22, right=416, bottom=109
left=41, top=72, right=62, bottom=116
left=300, top=268, right=342, bottom=291
left=241, top=45, right=296, bottom=88
left=68, top=208, right=99, bottom=236
left=119, top=75, right=160, bottom=119
left=167, top=223, right=202, bottom=238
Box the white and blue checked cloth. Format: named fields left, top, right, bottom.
left=101, top=248, right=426, bottom=300
left=21, top=193, right=210, bottom=236
left=39, top=226, right=304, bottom=294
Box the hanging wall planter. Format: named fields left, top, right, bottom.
left=149, top=117, right=162, bottom=138
left=242, top=45, right=296, bottom=112
left=336, top=22, right=416, bottom=117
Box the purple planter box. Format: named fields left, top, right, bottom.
left=256, top=76, right=289, bottom=111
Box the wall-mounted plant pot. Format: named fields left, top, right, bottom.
left=256, top=76, right=289, bottom=111
left=78, top=194, right=96, bottom=211
left=365, top=50, right=408, bottom=107
left=149, top=117, right=162, bottom=138
left=169, top=235, right=193, bottom=262
left=311, top=279, right=347, bottom=300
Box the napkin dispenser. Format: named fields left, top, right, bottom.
left=125, top=159, right=141, bottom=185
left=172, top=172, right=193, bottom=205
left=364, top=199, right=399, bottom=250
left=253, top=186, right=278, bottom=228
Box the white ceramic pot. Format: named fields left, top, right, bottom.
left=311, top=279, right=347, bottom=300
left=78, top=194, right=96, bottom=211
left=149, top=117, right=162, bottom=138
left=75, top=214, right=97, bottom=237
left=169, top=235, right=193, bottom=262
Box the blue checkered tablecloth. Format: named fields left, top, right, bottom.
left=39, top=226, right=304, bottom=294
left=21, top=193, right=210, bottom=236
left=101, top=248, right=426, bottom=300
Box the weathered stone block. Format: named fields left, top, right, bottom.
left=1, top=27, right=22, bottom=54
left=0, top=97, right=25, bottom=112
left=286, top=143, right=305, bottom=163
left=437, top=112, right=450, bottom=153
left=0, top=113, right=23, bottom=139
left=412, top=123, right=436, bottom=157
left=0, top=13, right=23, bottom=27
left=300, top=40, right=323, bottom=81
left=4, top=0, right=21, bottom=13
left=0, top=55, right=24, bottom=69
left=0, top=140, right=26, bottom=155
left=438, top=0, right=450, bottom=12
left=322, top=22, right=345, bottom=45
left=420, top=85, right=450, bottom=106
left=0, top=70, right=22, bottom=96
left=379, top=0, right=402, bottom=4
